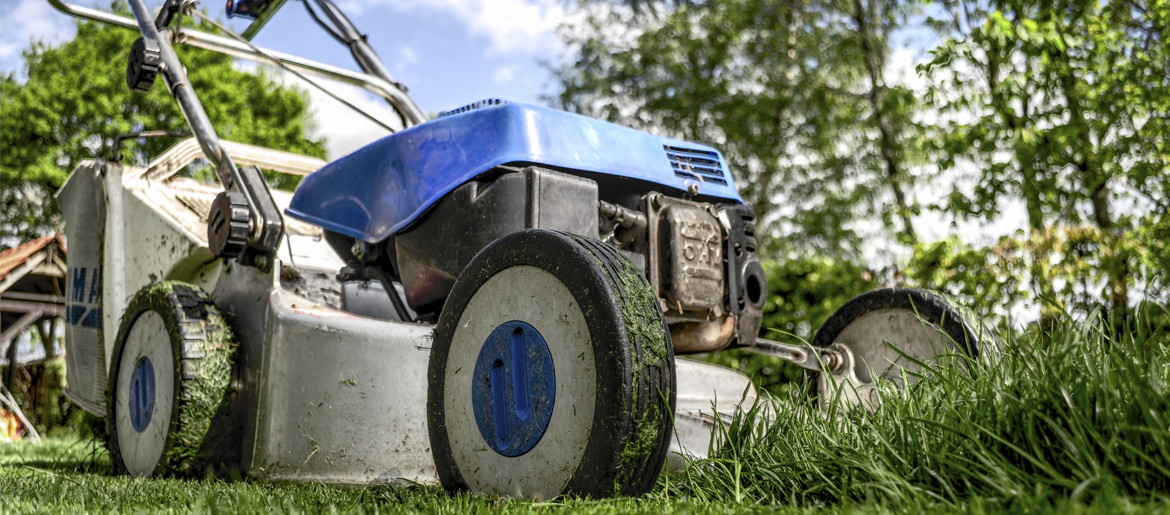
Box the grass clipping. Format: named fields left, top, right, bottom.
left=123, top=281, right=238, bottom=475
left=583, top=239, right=672, bottom=495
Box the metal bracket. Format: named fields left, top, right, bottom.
left=745, top=338, right=879, bottom=413
left=815, top=343, right=881, bottom=414
left=746, top=338, right=845, bottom=373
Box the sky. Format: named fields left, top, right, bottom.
left=0, top=0, right=569, bottom=158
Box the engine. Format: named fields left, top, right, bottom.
left=287, top=101, right=766, bottom=352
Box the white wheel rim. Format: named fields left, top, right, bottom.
left=115, top=311, right=175, bottom=477
left=444, top=266, right=597, bottom=500
left=833, top=308, right=955, bottom=383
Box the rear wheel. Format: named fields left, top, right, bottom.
left=427, top=229, right=675, bottom=500
left=811, top=288, right=997, bottom=385
left=107, top=282, right=237, bottom=477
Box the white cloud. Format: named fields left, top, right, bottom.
left=399, top=45, right=418, bottom=64
left=491, top=65, right=514, bottom=84
left=886, top=46, right=927, bottom=92
left=353, top=0, right=566, bottom=57
left=0, top=0, right=76, bottom=75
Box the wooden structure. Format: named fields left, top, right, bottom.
left=0, top=235, right=67, bottom=401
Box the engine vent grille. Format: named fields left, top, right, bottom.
left=665, top=145, right=726, bottom=185
left=438, top=98, right=508, bottom=118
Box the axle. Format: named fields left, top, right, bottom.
left=746, top=338, right=880, bottom=413
left=746, top=338, right=848, bottom=374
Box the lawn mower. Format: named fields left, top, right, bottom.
left=48, top=0, right=996, bottom=499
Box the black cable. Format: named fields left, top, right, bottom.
left=301, top=0, right=349, bottom=45
left=366, top=266, right=414, bottom=323
left=110, top=130, right=189, bottom=162
left=189, top=9, right=397, bottom=133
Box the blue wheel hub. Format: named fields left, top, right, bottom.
left=472, top=321, right=556, bottom=457
left=128, top=357, right=155, bottom=433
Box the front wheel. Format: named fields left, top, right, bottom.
left=427, top=229, right=676, bottom=500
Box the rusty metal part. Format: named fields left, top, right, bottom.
left=644, top=194, right=724, bottom=315
left=598, top=200, right=647, bottom=246
left=663, top=202, right=723, bottom=309
left=669, top=315, right=735, bottom=353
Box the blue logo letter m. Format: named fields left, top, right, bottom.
left=72, top=267, right=87, bottom=303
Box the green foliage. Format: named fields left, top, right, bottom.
left=1135, top=214, right=1170, bottom=289
left=907, top=225, right=1167, bottom=331
left=0, top=3, right=325, bottom=245
left=919, top=0, right=1170, bottom=322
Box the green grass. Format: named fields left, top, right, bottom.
left=668, top=307, right=1170, bottom=508
left=2, top=311, right=1169, bottom=514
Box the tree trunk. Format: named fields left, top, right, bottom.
left=1057, top=49, right=1127, bottom=331
left=986, top=32, right=1056, bottom=344
left=852, top=0, right=917, bottom=244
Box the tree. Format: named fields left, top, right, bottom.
left=553, top=0, right=928, bottom=389
left=849, top=0, right=925, bottom=245
left=554, top=0, right=1169, bottom=348
left=1, top=4, right=325, bottom=247
left=921, top=0, right=1170, bottom=324
left=552, top=0, right=924, bottom=258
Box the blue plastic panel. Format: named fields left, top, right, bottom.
left=286, top=102, right=743, bottom=242
left=472, top=321, right=555, bottom=457
left=129, top=357, right=155, bottom=433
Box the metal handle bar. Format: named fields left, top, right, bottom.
left=46, top=0, right=427, bottom=126
left=125, top=0, right=233, bottom=183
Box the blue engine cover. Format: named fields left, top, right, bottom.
left=286, top=101, right=743, bottom=242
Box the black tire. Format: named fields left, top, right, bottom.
left=427, top=229, right=676, bottom=499
left=107, top=282, right=238, bottom=477
left=811, top=288, right=997, bottom=385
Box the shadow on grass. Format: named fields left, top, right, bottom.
left=13, top=458, right=107, bottom=474
left=0, top=435, right=111, bottom=477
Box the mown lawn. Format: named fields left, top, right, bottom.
left=2, top=312, right=1169, bottom=514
